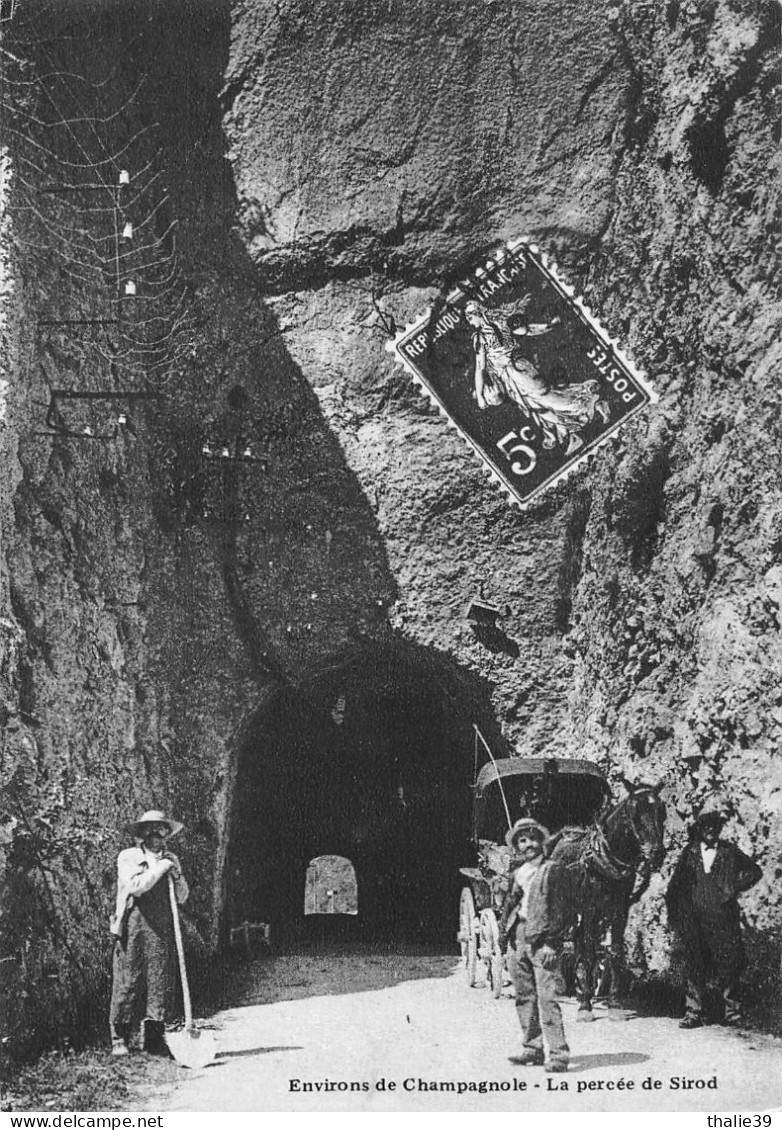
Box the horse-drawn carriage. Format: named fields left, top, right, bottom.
left=457, top=751, right=665, bottom=1017
left=457, top=756, right=610, bottom=997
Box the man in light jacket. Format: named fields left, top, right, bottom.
left=501, top=818, right=576, bottom=1073
left=109, top=809, right=189, bottom=1056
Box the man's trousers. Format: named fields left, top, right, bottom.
left=510, top=922, right=569, bottom=1066
left=682, top=911, right=746, bottom=1022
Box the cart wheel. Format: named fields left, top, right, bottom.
left=458, top=888, right=478, bottom=987
left=479, top=908, right=504, bottom=999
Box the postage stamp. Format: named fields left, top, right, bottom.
left=389, top=239, right=657, bottom=508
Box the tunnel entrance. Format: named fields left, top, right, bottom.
left=224, top=641, right=499, bottom=947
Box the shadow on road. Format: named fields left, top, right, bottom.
left=214, top=1046, right=305, bottom=1061
left=581, top=1005, right=639, bottom=1022
left=568, top=1052, right=650, bottom=1072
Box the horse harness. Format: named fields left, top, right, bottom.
left=554, top=793, right=656, bottom=900
left=582, top=824, right=636, bottom=883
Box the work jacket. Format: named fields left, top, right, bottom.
left=110, top=844, right=189, bottom=938
left=502, top=858, right=576, bottom=950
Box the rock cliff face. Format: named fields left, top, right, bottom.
left=0, top=0, right=779, bottom=1057
left=223, top=0, right=781, bottom=979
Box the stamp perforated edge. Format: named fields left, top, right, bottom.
left=385, top=237, right=659, bottom=511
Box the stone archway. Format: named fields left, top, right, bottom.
left=219, top=639, right=500, bottom=946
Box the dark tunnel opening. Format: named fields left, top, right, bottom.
left=224, top=642, right=502, bottom=949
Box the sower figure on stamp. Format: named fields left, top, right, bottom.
left=109, top=809, right=189, bottom=1056
left=665, top=805, right=761, bottom=1029
left=500, top=818, right=576, bottom=1073
left=465, top=298, right=608, bottom=455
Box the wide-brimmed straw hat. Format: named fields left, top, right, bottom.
left=125, top=809, right=184, bottom=838
left=506, top=817, right=550, bottom=849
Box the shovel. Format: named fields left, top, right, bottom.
left=165, top=873, right=217, bottom=1069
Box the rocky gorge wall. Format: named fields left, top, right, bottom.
left=0, top=0, right=779, bottom=1060
left=0, top=0, right=402, bottom=1058
left=223, top=0, right=781, bottom=998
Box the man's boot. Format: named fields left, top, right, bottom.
left=682, top=976, right=705, bottom=1028
left=509, top=1048, right=544, bottom=1066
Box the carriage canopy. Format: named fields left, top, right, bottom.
left=473, top=757, right=610, bottom=843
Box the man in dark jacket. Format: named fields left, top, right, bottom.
left=501, top=818, right=576, bottom=1073
left=665, top=806, right=761, bottom=1029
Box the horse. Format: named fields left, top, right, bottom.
left=547, top=779, right=666, bottom=1021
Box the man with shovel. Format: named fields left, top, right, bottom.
left=109, top=809, right=189, bottom=1057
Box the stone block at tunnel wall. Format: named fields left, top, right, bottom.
left=224, top=0, right=632, bottom=272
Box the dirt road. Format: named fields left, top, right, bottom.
left=156, top=947, right=782, bottom=1113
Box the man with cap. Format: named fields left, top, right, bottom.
left=109, top=809, right=189, bottom=1056
left=665, top=804, right=761, bottom=1029
left=500, top=817, right=576, bottom=1072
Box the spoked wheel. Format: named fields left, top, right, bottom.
left=479, top=908, right=505, bottom=999
left=458, top=888, right=478, bottom=987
